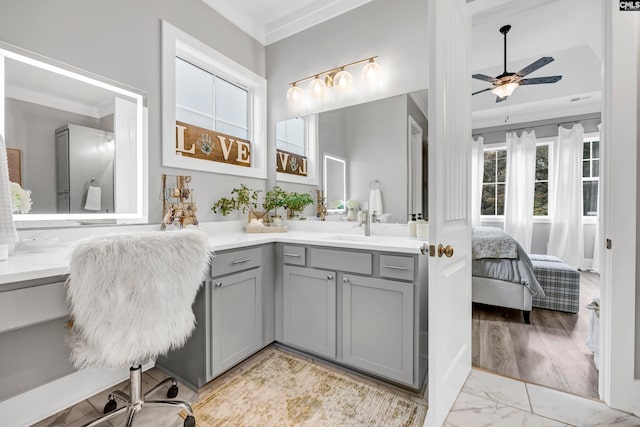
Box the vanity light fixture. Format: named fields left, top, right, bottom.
left=287, top=56, right=381, bottom=103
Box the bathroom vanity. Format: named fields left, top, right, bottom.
left=156, top=229, right=428, bottom=391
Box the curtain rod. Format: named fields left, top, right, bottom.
left=472, top=114, right=601, bottom=139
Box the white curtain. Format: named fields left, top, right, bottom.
left=548, top=124, right=584, bottom=268
left=471, top=136, right=484, bottom=228
left=504, top=130, right=536, bottom=252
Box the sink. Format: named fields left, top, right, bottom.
left=324, top=234, right=379, bottom=242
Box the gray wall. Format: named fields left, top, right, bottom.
left=5, top=98, right=109, bottom=213
left=266, top=0, right=428, bottom=190
left=346, top=95, right=407, bottom=223
left=0, top=0, right=266, bottom=223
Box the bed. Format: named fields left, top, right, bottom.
left=471, top=227, right=545, bottom=324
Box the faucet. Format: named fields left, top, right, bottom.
left=359, top=210, right=370, bottom=236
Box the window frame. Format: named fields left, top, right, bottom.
left=161, top=21, right=267, bottom=179
left=533, top=140, right=552, bottom=218
left=479, top=140, right=553, bottom=222
left=480, top=146, right=507, bottom=219
left=582, top=132, right=600, bottom=222
left=275, top=115, right=319, bottom=186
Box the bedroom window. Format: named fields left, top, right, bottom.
left=481, top=148, right=507, bottom=216
left=583, top=137, right=600, bottom=216
left=533, top=143, right=550, bottom=216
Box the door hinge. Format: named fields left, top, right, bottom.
left=429, top=244, right=436, bottom=257
left=606, top=239, right=612, bottom=250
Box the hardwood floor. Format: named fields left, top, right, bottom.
left=472, top=271, right=599, bottom=399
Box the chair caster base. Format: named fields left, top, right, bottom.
left=184, top=415, right=196, bottom=427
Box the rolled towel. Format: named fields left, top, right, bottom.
left=84, top=185, right=101, bottom=211
left=369, top=188, right=383, bottom=217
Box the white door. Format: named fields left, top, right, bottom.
left=425, top=0, right=472, bottom=426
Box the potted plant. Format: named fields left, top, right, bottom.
left=211, top=184, right=266, bottom=221
left=284, top=191, right=314, bottom=219
left=263, top=186, right=288, bottom=226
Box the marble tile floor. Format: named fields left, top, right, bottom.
left=445, top=369, right=640, bottom=427
left=33, top=364, right=640, bottom=426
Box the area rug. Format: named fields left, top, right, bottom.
left=188, top=348, right=427, bottom=426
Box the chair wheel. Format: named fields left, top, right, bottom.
left=184, top=415, right=196, bottom=427
left=103, top=398, right=117, bottom=414
left=167, top=384, right=179, bottom=398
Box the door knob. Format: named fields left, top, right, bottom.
left=438, top=244, right=454, bottom=258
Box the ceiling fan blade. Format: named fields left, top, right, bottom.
left=520, top=75, right=563, bottom=85
left=495, top=96, right=507, bottom=103
left=472, top=87, right=493, bottom=96
left=472, top=73, right=497, bottom=82
left=516, top=57, right=554, bottom=77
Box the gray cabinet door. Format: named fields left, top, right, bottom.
left=342, top=274, right=414, bottom=385
left=283, top=265, right=336, bottom=359
left=210, top=268, right=262, bottom=378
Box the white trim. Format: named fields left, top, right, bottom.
left=162, top=21, right=267, bottom=180
left=409, top=91, right=428, bottom=119
left=276, top=114, right=319, bottom=185
left=265, top=0, right=374, bottom=45
left=201, top=0, right=265, bottom=44
left=407, top=115, right=424, bottom=217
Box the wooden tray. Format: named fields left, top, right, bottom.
left=245, top=225, right=288, bottom=233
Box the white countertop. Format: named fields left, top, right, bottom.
left=0, top=221, right=428, bottom=287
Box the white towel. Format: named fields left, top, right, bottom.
left=369, top=188, right=383, bottom=217
left=0, top=136, right=18, bottom=244
left=84, top=185, right=101, bottom=211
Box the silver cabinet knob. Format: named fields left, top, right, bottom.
left=215, top=281, right=222, bottom=288
left=327, top=275, right=334, bottom=280
left=343, top=277, right=349, bottom=283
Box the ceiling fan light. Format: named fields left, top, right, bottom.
left=334, top=69, right=353, bottom=93
left=491, top=82, right=519, bottom=98
left=287, top=84, right=304, bottom=104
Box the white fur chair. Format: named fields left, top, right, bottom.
left=66, top=229, right=210, bottom=427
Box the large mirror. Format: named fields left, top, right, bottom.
left=0, top=43, right=147, bottom=224
left=276, top=90, right=428, bottom=223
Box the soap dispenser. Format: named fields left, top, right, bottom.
left=408, top=214, right=417, bottom=238
left=416, top=213, right=429, bottom=240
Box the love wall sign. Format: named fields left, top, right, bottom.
left=175, top=121, right=251, bottom=167
left=276, top=149, right=307, bottom=177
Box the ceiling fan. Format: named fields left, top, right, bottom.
left=472, top=25, right=562, bottom=103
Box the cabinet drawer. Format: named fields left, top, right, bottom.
left=211, top=247, right=261, bottom=277
left=0, top=282, right=69, bottom=334
left=309, top=248, right=371, bottom=275
left=379, top=255, right=415, bottom=281
left=283, top=245, right=305, bottom=266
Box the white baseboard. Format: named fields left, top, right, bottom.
left=0, top=362, right=154, bottom=427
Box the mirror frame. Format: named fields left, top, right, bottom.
left=323, top=153, right=346, bottom=214
left=0, top=41, right=148, bottom=224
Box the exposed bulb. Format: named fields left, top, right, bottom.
left=361, top=59, right=381, bottom=84
left=287, top=84, right=304, bottom=104
left=309, top=76, right=327, bottom=99
left=333, top=69, right=353, bottom=93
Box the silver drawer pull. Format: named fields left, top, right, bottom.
left=382, top=265, right=408, bottom=271
left=232, top=258, right=251, bottom=264
left=284, top=253, right=301, bottom=257
left=215, top=281, right=222, bottom=288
